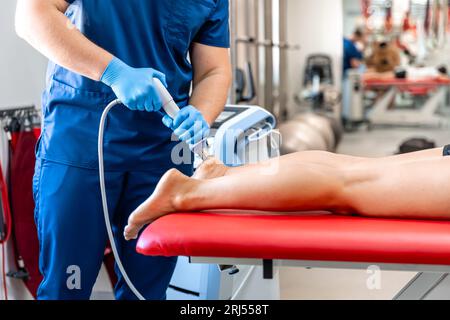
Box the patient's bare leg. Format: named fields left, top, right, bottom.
left=193, top=157, right=229, bottom=179
left=124, top=148, right=450, bottom=240
left=195, top=148, right=444, bottom=179
left=124, top=158, right=345, bottom=240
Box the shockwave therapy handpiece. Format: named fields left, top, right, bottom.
left=153, top=78, right=210, bottom=160
left=98, top=78, right=209, bottom=300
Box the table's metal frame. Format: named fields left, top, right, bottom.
left=367, top=84, right=450, bottom=128
left=191, top=257, right=450, bottom=300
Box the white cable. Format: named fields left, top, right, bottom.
left=99, top=93, right=209, bottom=300
left=98, top=100, right=145, bottom=300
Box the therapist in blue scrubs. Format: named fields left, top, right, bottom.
left=15, top=0, right=231, bottom=300
left=343, top=29, right=366, bottom=76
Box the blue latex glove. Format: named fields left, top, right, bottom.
left=162, top=105, right=210, bottom=145
left=101, top=57, right=167, bottom=112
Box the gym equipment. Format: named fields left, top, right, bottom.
left=342, top=69, right=365, bottom=127
left=322, top=113, right=344, bottom=148
left=0, top=165, right=8, bottom=300
left=278, top=112, right=341, bottom=154
left=297, top=54, right=341, bottom=113
left=394, top=67, right=407, bottom=79
left=397, top=138, right=437, bottom=154
left=137, top=211, right=450, bottom=300
left=0, top=208, right=4, bottom=244
left=167, top=104, right=280, bottom=300
left=345, top=73, right=450, bottom=128
left=303, top=54, right=334, bottom=87
left=230, top=0, right=298, bottom=121
left=365, top=76, right=450, bottom=128
left=235, top=62, right=256, bottom=104
left=278, top=121, right=327, bottom=154
left=293, top=114, right=336, bottom=152
left=0, top=106, right=41, bottom=299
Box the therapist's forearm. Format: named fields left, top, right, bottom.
left=189, top=70, right=231, bottom=125
left=15, top=0, right=112, bottom=81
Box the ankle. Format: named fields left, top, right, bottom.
left=171, top=179, right=200, bottom=212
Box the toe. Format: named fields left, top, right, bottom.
left=124, top=224, right=142, bottom=241
left=124, top=209, right=150, bottom=241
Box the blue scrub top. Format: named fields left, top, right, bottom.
left=38, top=0, right=230, bottom=171
left=343, top=38, right=363, bottom=75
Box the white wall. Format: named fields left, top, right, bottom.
left=0, top=0, right=47, bottom=110
left=286, top=0, right=344, bottom=115
left=343, top=0, right=363, bottom=37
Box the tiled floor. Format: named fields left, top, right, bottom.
left=279, top=124, right=450, bottom=300
left=338, top=126, right=450, bottom=157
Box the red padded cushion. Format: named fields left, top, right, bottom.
left=137, top=212, right=450, bottom=266
left=363, top=77, right=450, bottom=89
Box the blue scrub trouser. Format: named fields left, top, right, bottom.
left=33, top=158, right=184, bottom=300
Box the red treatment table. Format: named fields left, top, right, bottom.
left=137, top=211, right=450, bottom=300
left=361, top=76, right=450, bottom=128
left=363, top=76, right=450, bottom=90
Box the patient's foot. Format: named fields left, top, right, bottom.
left=193, top=157, right=229, bottom=180
left=124, top=169, right=192, bottom=241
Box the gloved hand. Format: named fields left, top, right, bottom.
left=101, top=57, right=167, bottom=112
left=162, top=105, right=210, bottom=145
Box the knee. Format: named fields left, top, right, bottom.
left=337, top=167, right=381, bottom=215
left=326, top=170, right=354, bottom=213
